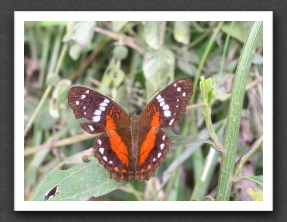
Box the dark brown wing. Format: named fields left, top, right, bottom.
left=139, top=78, right=193, bottom=128
left=68, top=86, right=131, bottom=134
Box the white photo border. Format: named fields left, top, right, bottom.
left=17, top=11, right=273, bottom=211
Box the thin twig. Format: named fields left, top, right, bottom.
left=94, top=27, right=144, bottom=54
left=24, top=133, right=96, bottom=156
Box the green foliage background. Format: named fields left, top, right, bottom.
left=24, top=21, right=263, bottom=201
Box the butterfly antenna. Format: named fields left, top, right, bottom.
left=135, top=89, right=159, bottom=115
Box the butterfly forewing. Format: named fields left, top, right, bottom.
left=68, top=86, right=131, bottom=134
left=139, top=78, right=193, bottom=128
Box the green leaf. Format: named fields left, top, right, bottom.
left=144, top=22, right=160, bottom=49
left=111, top=21, right=128, bottom=32
left=239, top=175, right=263, bottom=187
left=173, top=21, right=190, bottom=45
left=31, top=148, right=127, bottom=201
left=64, top=21, right=96, bottom=60
left=221, top=21, right=252, bottom=44
left=177, top=48, right=199, bottom=76
left=143, top=48, right=175, bottom=97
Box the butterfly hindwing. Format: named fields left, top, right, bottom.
left=68, top=86, right=131, bottom=134
left=93, top=128, right=135, bottom=182
left=139, top=78, right=193, bottom=128
left=135, top=127, right=170, bottom=181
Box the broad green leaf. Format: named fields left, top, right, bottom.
left=173, top=21, right=190, bottom=45
left=111, top=21, right=128, bottom=32
left=63, top=21, right=96, bottom=60
left=144, top=22, right=160, bottom=49
left=31, top=148, right=127, bottom=201
left=143, top=48, right=175, bottom=97
left=239, top=175, right=263, bottom=187
left=111, top=67, right=125, bottom=88
left=222, top=21, right=256, bottom=44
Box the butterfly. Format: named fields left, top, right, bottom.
left=68, top=78, right=193, bottom=182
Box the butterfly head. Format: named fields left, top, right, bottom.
left=131, top=114, right=139, bottom=122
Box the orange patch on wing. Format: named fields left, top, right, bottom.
left=109, top=106, right=115, bottom=115
left=152, top=104, right=157, bottom=112
left=109, top=130, right=129, bottom=167
left=121, top=169, right=127, bottom=174
left=150, top=111, right=160, bottom=127
left=105, top=115, right=116, bottom=130
left=147, top=107, right=151, bottom=116
left=114, top=167, right=119, bottom=172
left=140, top=169, right=146, bottom=173
left=116, top=113, right=120, bottom=119
left=139, top=127, right=157, bottom=165
left=147, top=165, right=152, bottom=170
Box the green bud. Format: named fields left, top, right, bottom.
left=113, top=45, right=128, bottom=60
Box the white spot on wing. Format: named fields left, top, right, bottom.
left=81, top=94, right=86, bottom=99
left=183, top=92, right=186, bottom=97
left=177, top=99, right=179, bottom=102
left=169, top=119, right=175, bottom=125
left=153, top=158, right=157, bottom=162
left=99, top=106, right=105, bottom=111
left=103, top=99, right=110, bottom=103
left=84, top=112, right=87, bottom=115
left=76, top=101, right=79, bottom=105
left=98, top=139, right=102, bottom=145
left=164, top=111, right=171, bottom=117
left=88, top=125, right=94, bottom=131
left=163, top=104, right=169, bottom=110
left=162, top=135, right=166, bottom=140
left=94, top=110, right=102, bottom=115
left=109, top=161, right=113, bottom=164
left=83, top=106, right=86, bottom=109
left=177, top=87, right=181, bottom=92
left=100, top=102, right=108, bottom=106
left=176, top=105, right=179, bottom=108
left=157, top=153, right=162, bottom=158
left=86, top=90, right=89, bottom=94
left=158, top=98, right=164, bottom=102
left=160, top=102, right=165, bottom=106
left=174, top=83, right=177, bottom=87
left=103, top=156, right=107, bottom=161
left=99, top=148, right=104, bottom=154
left=93, top=116, right=101, bottom=122
left=156, top=95, right=162, bottom=100
left=160, top=144, right=165, bottom=150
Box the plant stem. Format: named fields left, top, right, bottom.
left=216, top=21, right=263, bottom=201
left=234, top=134, right=263, bottom=177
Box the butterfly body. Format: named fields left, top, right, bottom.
left=68, top=78, right=193, bottom=182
